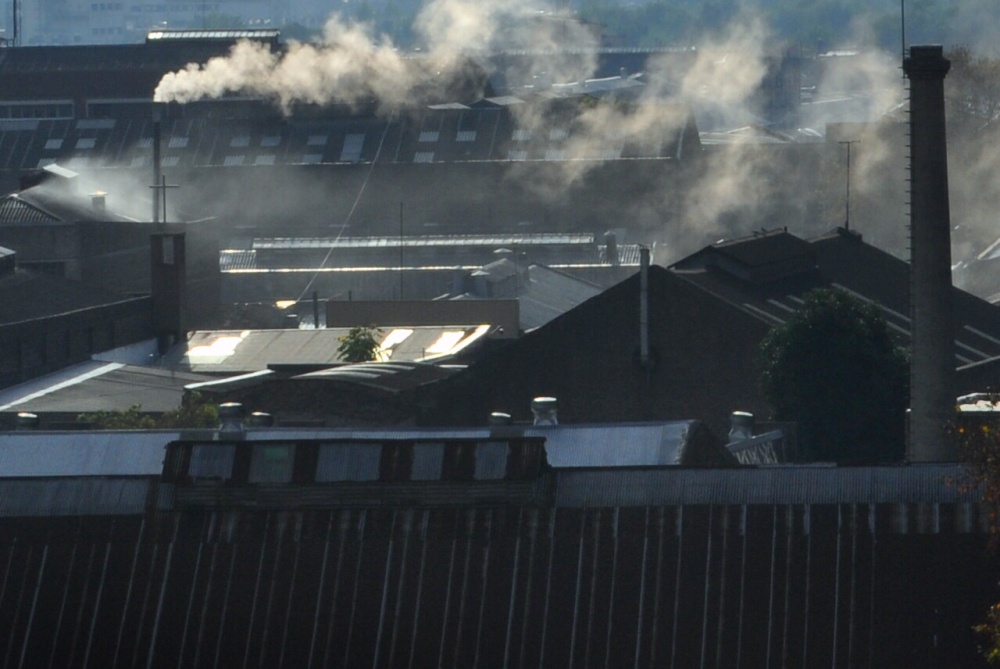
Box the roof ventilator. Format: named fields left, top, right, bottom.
left=728, top=411, right=754, bottom=443
left=531, top=397, right=558, bottom=426
left=218, top=402, right=245, bottom=440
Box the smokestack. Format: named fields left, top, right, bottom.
left=904, top=46, right=955, bottom=462
left=152, top=104, right=163, bottom=224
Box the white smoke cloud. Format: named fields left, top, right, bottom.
left=154, top=0, right=601, bottom=111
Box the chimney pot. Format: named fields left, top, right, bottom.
left=91, top=192, right=107, bottom=212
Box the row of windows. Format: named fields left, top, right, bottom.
left=183, top=440, right=528, bottom=485
left=0, top=104, right=74, bottom=120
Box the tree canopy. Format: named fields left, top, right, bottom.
left=78, top=391, right=219, bottom=430
left=759, top=288, right=909, bottom=463
left=337, top=325, right=383, bottom=363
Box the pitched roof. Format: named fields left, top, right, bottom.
left=0, top=362, right=210, bottom=415
left=0, top=267, right=138, bottom=323
left=424, top=266, right=774, bottom=434
left=671, top=228, right=1000, bottom=371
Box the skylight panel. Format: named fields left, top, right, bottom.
left=261, top=135, right=281, bottom=147
left=340, top=133, right=365, bottom=162
left=44, top=139, right=63, bottom=150
left=223, top=155, right=245, bottom=166
left=230, top=135, right=250, bottom=148
left=307, top=135, right=328, bottom=146
left=75, top=138, right=97, bottom=150
left=456, top=130, right=477, bottom=142
left=414, top=151, right=434, bottom=163
left=508, top=149, right=528, bottom=161
left=168, top=137, right=188, bottom=149
left=418, top=131, right=440, bottom=143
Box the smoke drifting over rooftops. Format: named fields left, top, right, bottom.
left=154, top=0, right=600, bottom=111
left=148, top=3, right=928, bottom=264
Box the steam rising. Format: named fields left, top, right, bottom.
left=155, top=0, right=599, bottom=111
left=150, top=3, right=999, bottom=278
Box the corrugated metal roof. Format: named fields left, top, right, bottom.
left=517, top=264, right=603, bottom=330
left=161, top=327, right=490, bottom=373
left=0, top=363, right=210, bottom=414
left=554, top=465, right=978, bottom=507
left=0, top=479, right=150, bottom=516
left=0, top=431, right=175, bottom=476
left=253, top=233, right=595, bottom=250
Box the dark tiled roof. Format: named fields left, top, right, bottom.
left=425, top=266, right=774, bottom=434
left=0, top=268, right=135, bottom=323
left=671, top=228, right=1000, bottom=370
left=0, top=103, right=696, bottom=173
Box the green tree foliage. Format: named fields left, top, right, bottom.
left=337, top=325, right=383, bottom=363
left=759, top=288, right=909, bottom=463
left=951, top=417, right=1000, bottom=663
left=78, top=392, right=219, bottom=429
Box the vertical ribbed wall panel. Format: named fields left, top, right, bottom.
left=0, top=506, right=993, bottom=668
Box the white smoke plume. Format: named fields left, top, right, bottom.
left=154, top=0, right=600, bottom=111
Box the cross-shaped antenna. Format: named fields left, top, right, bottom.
left=149, top=174, right=179, bottom=224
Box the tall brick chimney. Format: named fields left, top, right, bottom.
left=904, top=46, right=955, bottom=461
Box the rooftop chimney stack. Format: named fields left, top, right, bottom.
left=904, top=45, right=956, bottom=462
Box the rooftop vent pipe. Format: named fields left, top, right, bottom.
left=531, top=397, right=558, bottom=426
